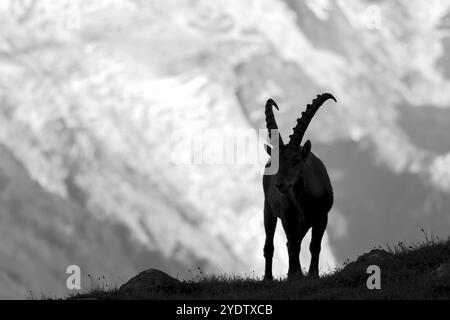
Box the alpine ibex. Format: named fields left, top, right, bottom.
left=262, top=93, right=336, bottom=280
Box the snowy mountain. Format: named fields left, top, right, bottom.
left=0, top=0, right=450, bottom=298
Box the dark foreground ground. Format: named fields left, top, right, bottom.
left=64, top=236, right=450, bottom=300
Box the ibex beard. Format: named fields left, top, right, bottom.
left=262, top=94, right=336, bottom=280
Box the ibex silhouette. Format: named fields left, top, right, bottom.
left=262, top=93, right=336, bottom=280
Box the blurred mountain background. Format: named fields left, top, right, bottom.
left=1, top=0, right=450, bottom=299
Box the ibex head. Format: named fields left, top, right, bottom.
left=265, top=93, right=337, bottom=194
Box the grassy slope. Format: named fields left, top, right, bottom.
left=68, top=237, right=450, bottom=300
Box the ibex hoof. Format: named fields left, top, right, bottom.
left=308, top=271, right=320, bottom=278
left=287, top=271, right=304, bottom=281
left=263, top=275, right=274, bottom=282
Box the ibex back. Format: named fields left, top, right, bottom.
left=262, top=93, right=336, bottom=280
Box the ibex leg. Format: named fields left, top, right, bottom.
left=309, top=216, right=328, bottom=277
left=283, top=218, right=308, bottom=280
left=263, top=204, right=277, bottom=281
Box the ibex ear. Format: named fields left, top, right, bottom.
left=264, top=144, right=272, bottom=156
left=301, top=140, right=311, bottom=158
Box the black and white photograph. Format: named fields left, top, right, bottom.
left=1, top=0, right=450, bottom=311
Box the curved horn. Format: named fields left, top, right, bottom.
left=265, top=99, right=284, bottom=147
left=288, top=93, right=337, bottom=149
